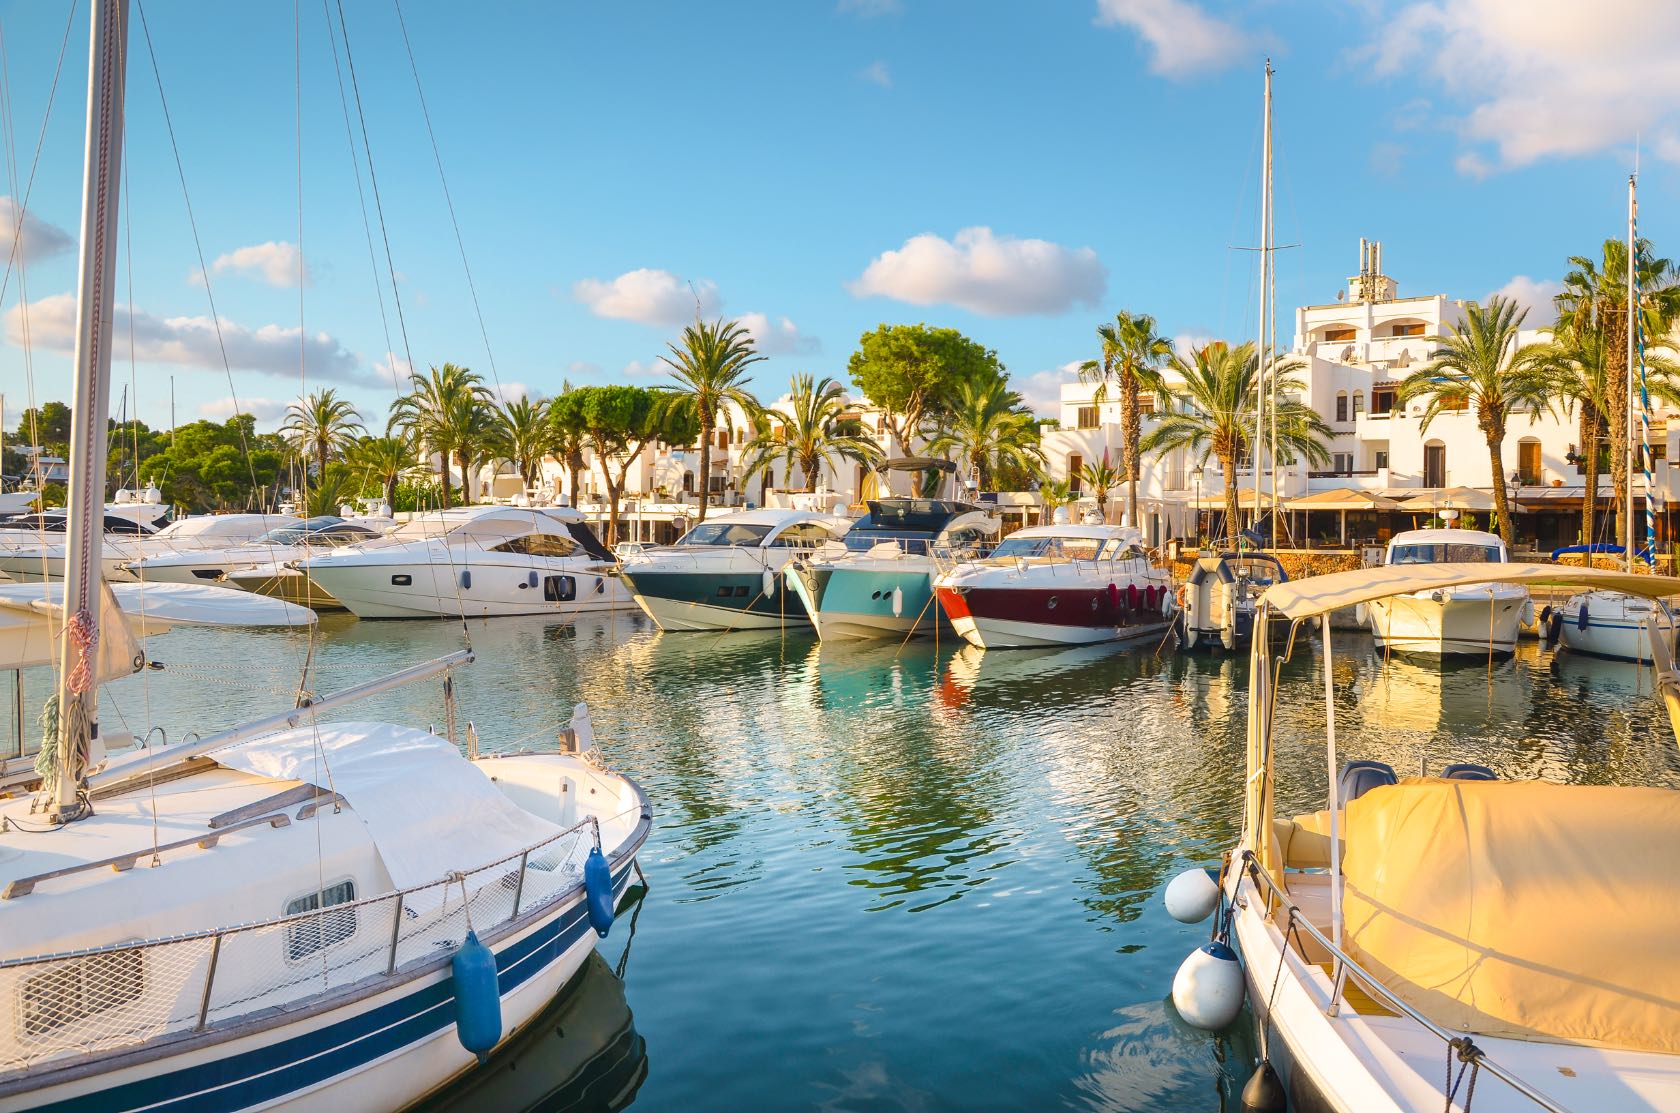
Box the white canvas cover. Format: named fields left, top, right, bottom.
left=210, top=721, right=560, bottom=891
left=1261, top=562, right=1680, bottom=620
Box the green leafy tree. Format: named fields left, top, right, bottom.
left=1141, top=341, right=1332, bottom=544
left=739, top=374, right=883, bottom=492
left=14, top=401, right=72, bottom=452
left=1397, top=297, right=1552, bottom=547
left=1555, top=238, right=1680, bottom=547
left=1075, top=455, right=1126, bottom=519
left=390, top=363, right=490, bottom=507
left=491, top=395, right=553, bottom=488
left=846, top=323, right=1003, bottom=451
left=137, top=415, right=286, bottom=512
left=548, top=389, right=589, bottom=506
left=1078, top=311, right=1173, bottom=527
left=349, top=434, right=415, bottom=510
left=921, top=375, right=1043, bottom=492
left=281, top=388, right=364, bottom=486
left=550, top=385, right=698, bottom=544
left=659, top=318, right=763, bottom=523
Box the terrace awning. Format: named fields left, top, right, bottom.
left=1282, top=487, right=1401, bottom=512
left=1396, top=485, right=1504, bottom=512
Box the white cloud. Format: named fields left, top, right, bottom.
left=198, top=396, right=287, bottom=423
left=737, top=312, right=818, bottom=357
left=621, top=359, right=667, bottom=379
left=0, top=198, right=71, bottom=265
left=489, top=381, right=543, bottom=405
left=837, top=0, right=900, bottom=15
left=1018, top=361, right=1086, bottom=415
left=1358, top=0, right=1680, bottom=172
left=5, top=292, right=376, bottom=386
left=573, top=268, right=721, bottom=327
left=860, top=61, right=892, bottom=88
left=848, top=226, right=1106, bottom=317
left=1093, top=0, right=1252, bottom=78
left=566, top=360, right=602, bottom=378
left=208, top=241, right=309, bottom=287
left=1172, top=332, right=1215, bottom=357
left=1487, top=275, right=1560, bottom=321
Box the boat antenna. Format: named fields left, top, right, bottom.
left=1626, top=171, right=1637, bottom=572
left=50, top=0, right=128, bottom=824
left=1250, top=59, right=1273, bottom=547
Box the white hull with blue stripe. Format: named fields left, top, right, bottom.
left=1554, top=589, right=1678, bottom=664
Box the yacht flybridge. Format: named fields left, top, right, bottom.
left=301, top=506, right=631, bottom=619
left=1164, top=562, right=1680, bottom=1113
left=1362, top=528, right=1531, bottom=656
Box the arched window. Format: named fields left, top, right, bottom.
left=1352, top=390, right=1365, bottom=416
left=682, top=470, right=695, bottom=494
left=1068, top=453, right=1084, bottom=493
left=1424, top=440, right=1446, bottom=488
left=1518, top=438, right=1542, bottom=486
left=1335, top=391, right=1349, bottom=422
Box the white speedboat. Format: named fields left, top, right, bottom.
left=1362, top=528, right=1531, bottom=656
left=783, top=498, right=998, bottom=641
left=616, top=508, right=852, bottom=632
left=0, top=513, right=297, bottom=583
left=1163, top=561, right=1680, bottom=1113
left=932, top=524, right=1174, bottom=649
left=301, top=506, right=631, bottom=619
left=120, top=515, right=391, bottom=587
left=1548, top=588, right=1678, bottom=664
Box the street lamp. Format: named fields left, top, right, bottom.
left=1192, top=465, right=1205, bottom=547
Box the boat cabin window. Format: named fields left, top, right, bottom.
left=1388, top=542, right=1504, bottom=565
left=284, top=880, right=358, bottom=962
left=19, top=946, right=145, bottom=1038
left=991, top=535, right=1104, bottom=560
left=676, top=522, right=773, bottom=547
left=770, top=522, right=836, bottom=548
left=491, top=532, right=578, bottom=558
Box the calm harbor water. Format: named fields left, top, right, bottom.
left=29, top=612, right=1680, bottom=1111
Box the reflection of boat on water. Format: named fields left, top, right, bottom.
left=1550, top=643, right=1655, bottom=699
left=412, top=950, right=647, bottom=1113
left=1356, top=655, right=1530, bottom=736
left=941, top=639, right=1132, bottom=696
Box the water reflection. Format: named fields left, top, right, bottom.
left=416, top=950, right=647, bottom=1113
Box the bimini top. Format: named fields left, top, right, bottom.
left=1262, top=562, right=1680, bottom=621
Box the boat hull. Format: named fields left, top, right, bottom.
left=1556, top=591, right=1676, bottom=663
left=935, top=585, right=1170, bottom=649
left=1367, top=591, right=1525, bottom=656
left=786, top=562, right=941, bottom=641
left=304, top=560, right=633, bottom=619
left=619, top=569, right=809, bottom=632
left=221, top=567, right=348, bottom=610
left=0, top=857, right=641, bottom=1113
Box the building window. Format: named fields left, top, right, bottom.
left=682, top=471, right=694, bottom=494
left=1375, top=450, right=1389, bottom=471
left=1324, top=326, right=1357, bottom=343
left=1391, top=322, right=1425, bottom=337
left=1068, top=454, right=1083, bottom=493
left=1333, top=453, right=1353, bottom=474
left=1424, top=443, right=1446, bottom=488
left=1138, top=395, right=1157, bottom=416
left=1335, top=392, right=1348, bottom=422
left=1352, top=391, right=1365, bottom=416
left=285, top=880, right=358, bottom=962
left=1076, top=406, right=1099, bottom=430
left=708, top=475, right=725, bottom=494
left=1371, top=386, right=1396, bottom=415
left=1518, top=440, right=1542, bottom=485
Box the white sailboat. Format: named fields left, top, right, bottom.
left=0, top=6, right=650, bottom=1110
left=1556, top=172, right=1679, bottom=664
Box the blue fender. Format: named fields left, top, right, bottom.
left=584, top=847, right=615, bottom=937
left=451, top=930, right=502, bottom=1061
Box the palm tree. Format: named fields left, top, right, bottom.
left=492, top=395, right=552, bottom=489
left=1555, top=238, right=1680, bottom=547
left=660, top=318, right=764, bottom=523
left=390, top=363, right=490, bottom=507
left=921, top=375, right=1044, bottom=492
left=1075, top=455, right=1125, bottom=520
left=350, top=434, right=414, bottom=510
left=739, top=374, right=882, bottom=492
left=1038, top=477, right=1075, bottom=522
left=1396, top=297, right=1551, bottom=547
left=281, top=388, right=363, bottom=487
left=1079, top=311, right=1173, bottom=527
left=1141, top=340, right=1332, bottom=544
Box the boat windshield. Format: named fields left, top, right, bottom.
left=676, top=522, right=772, bottom=547
left=254, top=516, right=345, bottom=545
left=991, top=535, right=1110, bottom=561
left=1388, top=543, right=1504, bottom=565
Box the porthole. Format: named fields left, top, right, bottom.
left=1047, top=596, right=1059, bottom=609
left=390, top=574, right=412, bottom=586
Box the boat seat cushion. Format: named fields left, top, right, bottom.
left=1341, top=779, right=1680, bottom=1054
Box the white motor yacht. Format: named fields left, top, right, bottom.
left=1361, top=528, right=1531, bottom=656
left=932, top=523, right=1174, bottom=649
left=0, top=513, right=297, bottom=583
left=1164, top=561, right=1680, bottom=1113
left=301, top=505, right=631, bottom=619
left=616, top=508, right=852, bottom=632
left=119, top=515, right=391, bottom=589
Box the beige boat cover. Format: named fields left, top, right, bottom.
left=1262, top=562, right=1680, bottom=620
left=1342, top=779, right=1680, bottom=1053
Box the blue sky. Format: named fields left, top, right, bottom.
left=2, top=0, right=1678, bottom=432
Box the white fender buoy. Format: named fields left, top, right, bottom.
left=762, top=567, right=775, bottom=598
left=1520, top=598, right=1535, bottom=627
left=891, top=585, right=903, bottom=617
left=1163, top=868, right=1220, bottom=924
left=1160, top=588, right=1175, bottom=617
left=1172, top=941, right=1245, bottom=1030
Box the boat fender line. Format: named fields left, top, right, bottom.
left=1171, top=940, right=1244, bottom=1029
left=585, top=845, right=616, bottom=937
left=1240, top=1061, right=1286, bottom=1113
left=1108, top=582, right=1120, bottom=609
left=891, top=585, right=903, bottom=617
left=527, top=571, right=538, bottom=588
left=1163, top=867, right=1219, bottom=923
left=451, top=928, right=501, bottom=1062
left=460, top=570, right=472, bottom=590
left=1127, top=583, right=1142, bottom=611
left=1520, top=598, right=1535, bottom=628
left=762, top=567, right=776, bottom=598
left=1546, top=608, right=1564, bottom=646
left=1577, top=599, right=1590, bottom=631
left=595, top=577, right=605, bottom=594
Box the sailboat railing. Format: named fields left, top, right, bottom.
left=0, top=811, right=619, bottom=1077
left=1239, top=853, right=1568, bottom=1111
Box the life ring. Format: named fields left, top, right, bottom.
left=1176, top=583, right=1189, bottom=608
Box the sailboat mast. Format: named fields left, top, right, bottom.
left=1626, top=173, right=1637, bottom=573
left=1251, top=60, right=1273, bottom=542
left=52, top=0, right=128, bottom=823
